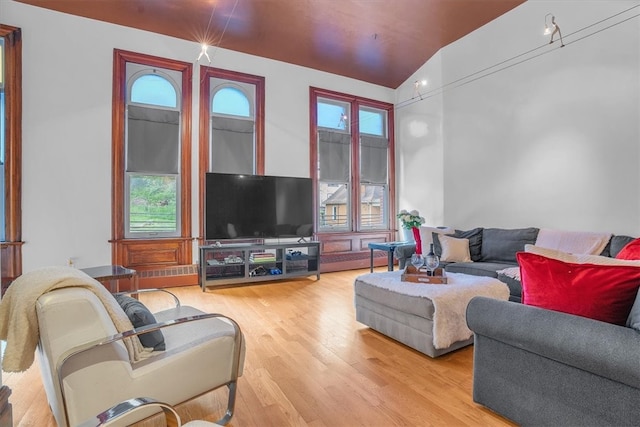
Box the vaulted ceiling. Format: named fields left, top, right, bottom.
left=16, top=0, right=526, bottom=88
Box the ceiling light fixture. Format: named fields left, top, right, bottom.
left=196, top=0, right=239, bottom=64
left=544, top=14, right=564, bottom=47
left=197, top=43, right=211, bottom=64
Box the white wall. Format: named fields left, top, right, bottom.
left=3, top=1, right=394, bottom=271
left=396, top=0, right=640, bottom=236
left=394, top=54, right=445, bottom=232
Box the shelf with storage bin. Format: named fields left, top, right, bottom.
left=199, top=241, right=320, bottom=289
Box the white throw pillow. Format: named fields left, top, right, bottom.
left=417, top=226, right=454, bottom=255
left=524, top=244, right=640, bottom=266
left=439, top=235, right=472, bottom=263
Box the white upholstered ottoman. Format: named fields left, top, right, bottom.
left=354, top=270, right=509, bottom=357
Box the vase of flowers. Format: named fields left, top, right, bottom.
left=397, top=209, right=425, bottom=254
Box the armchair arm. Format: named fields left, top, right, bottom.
left=77, top=397, right=181, bottom=427
left=114, top=288, right=181, bottom=308
left=57, top=313, right=243, bottom=427
left=466, top=296, right=640, bottom=389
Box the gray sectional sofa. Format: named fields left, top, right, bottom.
left=393, top=227, right=640, bottom=424
left=467, top=295, right=640, bottom=426
left=395, top=228, right=636, bottom=303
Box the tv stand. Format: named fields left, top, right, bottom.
left=199, top=241, right=320, bottom=290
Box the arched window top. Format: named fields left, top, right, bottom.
left=130, top=74, right=178, bottom=108
left=212, top=86, right=251, bottom=117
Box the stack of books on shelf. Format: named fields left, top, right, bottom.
left=249, top=252, right=276, bottom=263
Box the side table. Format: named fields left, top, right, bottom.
left=81, top=265, right=139, bottom=294
left=368, top=241, right=414, bottom=273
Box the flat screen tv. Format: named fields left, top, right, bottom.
left=205, top=173, right=314, bottom=240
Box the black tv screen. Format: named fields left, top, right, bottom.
left=205, top=173, right=314, bottom=240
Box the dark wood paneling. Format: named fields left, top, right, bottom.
left=318, top=231, right=394, bottom=272
left=112, top=238, right=191, bottom=269
left=15, top=0, right=525, bottom=88
left=322, top=239, right=353, bottom=253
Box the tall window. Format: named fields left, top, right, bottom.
left=125, top=68, right=181, bottom=237
left=0, top=24, right=22, bottom=288
left=210, top=83, right=255, bottom=174
left=311, top=88, right=394, bottom=233
left=198, top=67, right=264, bottom=240
left=112, top=50, right=193, bottom=270
left=0, top=37, right=5, bottom=241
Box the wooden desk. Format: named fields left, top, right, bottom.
left=81, top=265, right=138, bottom=294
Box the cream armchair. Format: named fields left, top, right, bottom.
left=35, top=286, right=245, bottom=427
left=78, top=397, right=223, bottom=427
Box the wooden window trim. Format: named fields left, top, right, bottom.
left=198, top=66, right=265, bottom=243
left=0, top=25, right=23, bottom=290
left=309, top=87, right=396, bottom=235
left=111, top=49, right=193, bottom=268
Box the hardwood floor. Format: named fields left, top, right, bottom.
left=4, top=268, right=515, bottom=426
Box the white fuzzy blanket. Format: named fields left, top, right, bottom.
left=535, top=228, right=611, bottom=255
left=0, top=266, right=150, bottom=372
left=356, top=271, right=509, bottom=349
left=498, top=230, right=613, bottom=282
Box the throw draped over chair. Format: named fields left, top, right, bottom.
left=0, top=267, right=245, bottom=427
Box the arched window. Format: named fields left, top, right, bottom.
left=198, top=68, right=264, bottom=243
left=212, top=86, right=250, bottom=117
left=131, top=74, right=177, bottom=108
left=209, top=81, right=258, bottom=174
left=124, top=66, right=183, bottom=238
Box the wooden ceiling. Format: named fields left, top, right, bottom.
left=16, top=0, right=526, bottom=88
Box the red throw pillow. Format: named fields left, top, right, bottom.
left=518, top=252, right=640, bottom=325
left=616, top=238, right=640, bottom=260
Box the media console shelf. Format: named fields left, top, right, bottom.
left=199, top=241, right=320, bottom=290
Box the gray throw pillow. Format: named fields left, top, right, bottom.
left=114, top=294, right=166, bottom=351
left=433, top=228, right=483, bottom=261
left=481, top=227, right=539, bottom=263
left=626, top=290, right=640, bottom=332
left=608, top=235, right=636, bottom=258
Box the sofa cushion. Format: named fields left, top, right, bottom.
left=616, top=238, right=640, bottom=260
left=444, top=261, right=515, bottom=278
left=496, top=273, right=522, bottom=303
left=439, top=235, right=472, bottom=263
left=481, top=227, right=538, bottom=263
left=518, top=252, right=640, bottom=325
left=433, top=228, right=483, bottom=261
left=627, top=290, right=640, bottom=332
left=115, top=294, right=166, bottom=351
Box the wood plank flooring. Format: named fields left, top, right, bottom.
left=3, top=268, right=515, bottom=426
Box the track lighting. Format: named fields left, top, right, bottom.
left=413, top=79, right=428, bottom=99
left=544, top=14, right=564, bottom=47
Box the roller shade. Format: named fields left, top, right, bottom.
left=211, top=116, right=254, bottom=174
left=127, top=105, right=180, bottom=173
left=360, top=135, right=388, bottom=184
left=318, top=130, right=350, bottom=182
